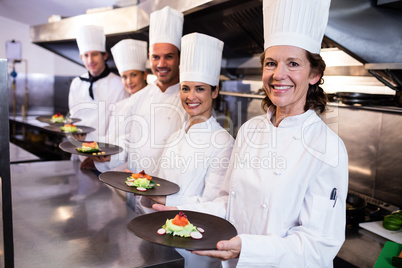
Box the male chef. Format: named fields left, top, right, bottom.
left=68, top=25, right=128, bottom=169
left=93, top=6, right=187, bottom=212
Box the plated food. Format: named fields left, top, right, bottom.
left=59, top=141, right=122, bottom=157
left=125, top=170, right=156, bottom=192
left=127, top=210, right=237, bottom=250
left=50, top=112, right=65, bottom=123
left=44, top=124, right=95, bottom=134
left=98, top=171, right=179, bottom=196
left=158, top=212, right=204, bottom=239
left=76, top=141, right=106, bottom=155
left=36, top=115, right=81, bottom=125
left=60, top=123, right=79, bottom=133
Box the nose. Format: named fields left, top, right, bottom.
left=158, top=57, right=167, bottom=67
left=272, top=63, right=287, bottom=80
left=187, top=89, right=196, bottom=100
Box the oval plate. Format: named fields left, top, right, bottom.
left=99, top=171, right=180, bottom=196
left=127, top=210, right=238, bottom=250
left=59, top=141, right=123, bottom=157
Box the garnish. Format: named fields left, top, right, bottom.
left=125, top=170, right=156, bottom=191
left=158, top=212, right=203, bottom=239
left=76, top=141, right=101, bottom=153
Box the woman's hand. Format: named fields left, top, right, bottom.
left=80, top=157, right=95, bottom=170
left=72, top=133, right=87, bottom=141
left=91, top=155, right=111, bottom=162
left=145, top=195, right=167, bottom=205
left=152, top=203, right=177, bottom=211
left=191, top=236, right=241, bottom=261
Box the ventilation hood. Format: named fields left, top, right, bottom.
left=30, top=0, right=402, bottom=91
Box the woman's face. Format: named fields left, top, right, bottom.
left=262, top=45, right=320, bottom=115
left=180, top=81, right=218, bottom=121
left=120, top=70, right=147, bottom=95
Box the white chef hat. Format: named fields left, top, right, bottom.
left=263, top=0, right=331, bottom=54
left=111, top=39, right=148, bottom=74
left=149, top=6, right=184, bottom=50
left=180, top=33, right=224, bottom=87
left=76, top=25, right=106, bottom=55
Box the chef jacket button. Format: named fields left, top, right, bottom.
left=231, top=190, right=236, bottom=196
left=262, top=203, right=267, bottom=209
left=273, top=171, right=281, bottom=176
left=167, top=117, right=171, bottom=120
left=258, top=128, right=261, bottom=133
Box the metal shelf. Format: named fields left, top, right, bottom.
left=219, top=91, right=265, bottom=99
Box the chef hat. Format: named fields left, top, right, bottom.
left=263, top=0, right=331, bottom=54
left=111, top=39, right=148, bottom=74
left=76, top=25, right=106, bottom=55
left=180, top=33, right=224, bottom=87
left=149, top=6, right=184, bottom=50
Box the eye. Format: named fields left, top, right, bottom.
left=289, top=61, right=299, bottom=67
left=196, top=87, right=206, bottom=92
left=130, top=73, right=137, bottom=78
left=264, top=61, right=276, bottom=68
left=181, top=86, right=190, bottom=92
left=152, top=55, right=159, bottom=60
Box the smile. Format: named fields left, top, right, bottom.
left=272, top=85, right=292, bottom=91
left=187, top=103, right=200, bottom=108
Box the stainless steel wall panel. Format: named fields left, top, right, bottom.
left=375, top=113, right=402, bottom=205
left=0, top=58, right=14, bottom=267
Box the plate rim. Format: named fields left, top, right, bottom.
left=127, top=210, right=238, bottom=250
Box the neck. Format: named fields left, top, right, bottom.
left=272, top=106, right=305, bottom=127
left=186, top=114, right=211, bottom=132
left=156, top=77, right=179, bottom=92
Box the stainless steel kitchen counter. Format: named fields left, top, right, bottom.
left=9, top=160, right=184, bottom=267
left=9, top=142, right=40, bottom=163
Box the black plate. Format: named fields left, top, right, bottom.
left=99, top=171, right=180, bottom=196
left=44, top=125, right=95, bottom=134
left=59, top=141, right=123, bottom=157
left=36, top=115, right=81, bottom=125
left=127, top=210, right=238, bottom=250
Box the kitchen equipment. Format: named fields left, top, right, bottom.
left=374, top=241, right=402, bottom=268
left=359, top=221, right=402, bottom=244
left=335, top=92, right=396, bottom=106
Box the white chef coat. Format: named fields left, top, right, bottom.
left=68, top=72, right=128, bottom=142
left=95, top=81, right=187, bottom=174
left=103, top=97, right=131, bottom=146
left=158, top=116, right=234, bottom=268
left=158, top=116, right=234, bottom=207
left=179, top=107, right=349, bottom=268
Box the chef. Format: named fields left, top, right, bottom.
left=154, top=0, right=349, bottom=267
left=68, top=25, right=129, bottom=168
left=143, top=32, right=234, bottom=268
left=93, top=6, right=187, bottom=212
left=106, top=39, right=148, bottom=147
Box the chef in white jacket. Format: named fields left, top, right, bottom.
left=154, top=0, right=349, bottom=267
left=144, top=32, right=234, bottom=268
left=106, top=39, right=148, bottom=148
left=68, top=25, right=129, bottom=168
left=93, top=6, right=187, bottom=211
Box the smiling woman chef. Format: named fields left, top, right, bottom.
left=153, top=0, right=349, bottom=267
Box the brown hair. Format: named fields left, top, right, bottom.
left=260, top=50, right=328, bottom=114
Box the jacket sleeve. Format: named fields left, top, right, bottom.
left=236, top=137, right=349, bottom=268
left=166, top=141, right=233, bottom=207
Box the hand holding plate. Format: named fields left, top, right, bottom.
left=192, top=236, right=241, bottom=260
